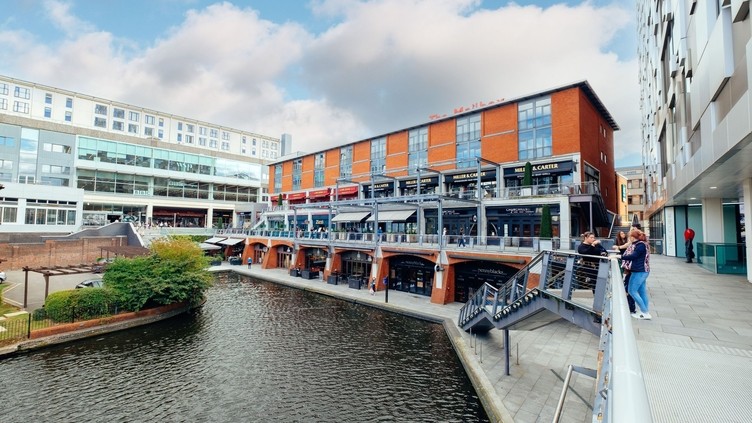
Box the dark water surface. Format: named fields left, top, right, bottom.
left=0, top=273, right=488, bottom=422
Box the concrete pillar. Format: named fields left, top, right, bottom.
left=744, top=179, right=752, bottom=283
left=146, top=203, right=154, bottom=225
left=206, top=206, right=214, bottom=229
left=701, top=198, right=724, bottom=242
left=559, top=197, right=571, bottom=249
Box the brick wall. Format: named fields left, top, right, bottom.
left=0, top=236, right=128, bottom=270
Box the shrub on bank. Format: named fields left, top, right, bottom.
left=43, top=288, right=120, bottom=322
left=104, top=237, right=212, bottom=311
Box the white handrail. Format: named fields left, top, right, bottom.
left=608, top=259, right=652, bottom=422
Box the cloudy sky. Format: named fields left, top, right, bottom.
left=0, top=0, right=641, bottom=166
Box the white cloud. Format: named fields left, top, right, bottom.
left=0, top=0, right=641, bottom=165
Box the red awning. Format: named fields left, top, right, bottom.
left=335, top=185, right=359, bottom=196
left=309, top=189, right=331, bottom=198
left=285, top=192, right=306, bottom=201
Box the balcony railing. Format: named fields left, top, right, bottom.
left=696, top=242, right=747, bottom=274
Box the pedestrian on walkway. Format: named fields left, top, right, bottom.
left=458, top=228, right=466, bottom=247
left=685, top=227, right=696, bottom=263
left=247, top=257, right=252, bottom=269
left=370, top=278, right=376, bottom=295
left=622, top=229, right=651, bottom=319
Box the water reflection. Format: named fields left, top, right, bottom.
left=0, top=272, right=488, bottom=422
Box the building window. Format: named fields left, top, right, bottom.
left=0, top=98, right=7, bottom=110
left=112, top=121, right=124, bottom=131
left=158, top=118, right=164, bottom=127
left=66, top=97, right=73, bottom=108
left=518, top=96, right=552, bottom=160
left=222, top=131, right=230, bottom=140
left=65, top=111, right=72, bottom=122
left=95, top=104, right=108, bottom=115
left=45, top=93, right=52, bottom=104
left=43, top=143, right=72, bottom=153
left=209, top=139, right=217, bottom=148
left=145, top=115, right=155, bottom=125
left=158, top=129, right=164, bottom=139
left=0, top=83, right=8, bottom=95
left=186, top=135, right=194, bottom=144
left=221, top=141, right=230, bottom=151
left=314, top=153, right=325, bottom=188
left=210, top=128, right=218, bottom=138
left=14, top=87, right=30, bottom=99
left=408, top=127, right=428, bottom=174
left=186, top=124, right=194, bottom=133
left=340, top=145, right=353, bottom=179
left=144, top=127, right=154, bottom=137
left=274, top=165, right=282, bottom=192
left=177, top=122, right=183, bottom=131
left=129, top=111, right=139, bottom=122
left=128, top=124, right=139, bottom=134
left=13, top=101, right=30, bottom=113
left=252, top=148, right=256, bottom=155
left=94, top=117, right=107, bottom=128
left=44, top=107, right=52, bottom=118
left=370, top=137, right=386, bottom=174
left=177, top=134, right=182, bottom=142
left=252, top=138, right=257, bottom=146
left=113, top=108, right=125, bottom=119
left=199, top=137, right=206, bottom=146
left=456, top=113, right=481, bottom=169
left=241, top=148, right=246, bottom=154
left=292, top=159, right=302, bottom=190
left=199, top=127, right=207, bottom=135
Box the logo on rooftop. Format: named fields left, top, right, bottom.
left=429, top=98, right=505, bottom=120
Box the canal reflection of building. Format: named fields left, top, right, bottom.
left=388, top=256, right=435, bottom=296
left=453, top=261, right=518, bottom=303
left=340, top=251, right=373, bottom=285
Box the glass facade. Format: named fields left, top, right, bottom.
left=408, top=128, right=428, bottom=174
left=456, top=113, right=481, bottom=169
left=370, top=138, right=386, bottom=174
left=518, top=96, right=552, bottom=160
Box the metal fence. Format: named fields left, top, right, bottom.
left=0, top=303, right=120, bottom=344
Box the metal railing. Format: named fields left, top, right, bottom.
left=457, top=252, right=651, bottom=423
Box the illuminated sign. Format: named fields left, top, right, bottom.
left=429, top=98, right=506, bottom=120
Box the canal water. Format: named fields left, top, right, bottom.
left=0, top=273, right=489, bottom=422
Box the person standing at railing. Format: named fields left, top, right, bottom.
left=612, top=232, right=636, bottom=314
left=458, top=228, right=466, bottom=247
left=577, top=232, right=607, bottom=291
left=621, top=229, right=651, bottom=320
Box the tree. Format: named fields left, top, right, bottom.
left=104, top=237, right=212, bottom=310
left=540, top=204, right=553, bottom=239
left=277, top=193, right=283, bottom=205
left=522, top=162, right=533, bottom=187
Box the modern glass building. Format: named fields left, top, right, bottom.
left=0, top=74, right=282, bottom=233
left=637, top=1, right=752, bottom=279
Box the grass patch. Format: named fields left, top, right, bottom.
left=0, top=284, right=20, bottom=316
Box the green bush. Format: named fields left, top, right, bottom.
left=104, top=238, right=212, bottom=311
left=43, top=288, right=120, bottom=322
left=32, top=307, right=47, bottom=320
left=44, top=290, right=76, bottom=322
left=74, top=288, right=119, bottom=320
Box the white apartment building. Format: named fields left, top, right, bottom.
left=638, top=1, right=752, bottom=280
left=0, top=74, right=283, bottom=233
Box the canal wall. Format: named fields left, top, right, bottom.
left=0, top=301, right=193, bottom=358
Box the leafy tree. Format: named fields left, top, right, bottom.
left=104, top=238, right=212, bottom=311
left=522, top=162, right=533, bottom=187
left=540, top=204, right=553, bottom=239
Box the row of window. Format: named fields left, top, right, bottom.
left=282, top=97, right=554, bottom=187
left=76, top=170, right=259, bottom=201
left=77, top=136, right=262, bottom=180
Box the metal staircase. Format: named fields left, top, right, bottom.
left=458, top=251, right=609, bottom=336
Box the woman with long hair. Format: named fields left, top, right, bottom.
left=621, top=229, right=652, bottom=319
left=613, top=231, right=629, bottom=255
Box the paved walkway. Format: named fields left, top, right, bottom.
left=3, top=256, right=751, bottom=422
